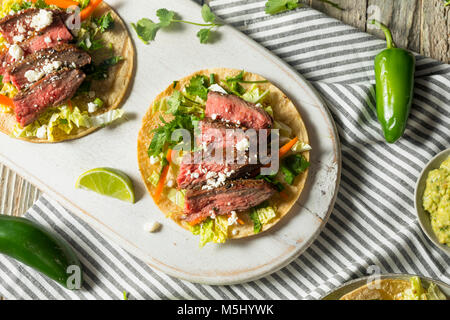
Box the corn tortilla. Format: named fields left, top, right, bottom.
left=0, top=2, right=135, bottom=143
left=137, top=68, right=309, bottom=239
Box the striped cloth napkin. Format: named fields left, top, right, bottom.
left=1, top=0, right=449, bottom=300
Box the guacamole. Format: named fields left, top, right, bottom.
left=423, top=156, right=450, bottom=247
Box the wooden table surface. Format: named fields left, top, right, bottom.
left=0, top=0, right=449, bottom=217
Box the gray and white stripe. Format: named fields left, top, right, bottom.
left=0, top=0, right=449, bottom=299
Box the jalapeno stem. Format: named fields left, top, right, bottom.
left=369, top=19, right=396, bottom=49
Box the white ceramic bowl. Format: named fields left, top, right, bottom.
left=414, top=148, right=450, bottom=256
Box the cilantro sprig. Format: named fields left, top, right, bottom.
left=220, top=71, right=269, bottom=96
left=265, top=0, right=343, bottom=15
left=132, top=5, right=222, bottom=45
left=445, top=0, right=450, bottom=7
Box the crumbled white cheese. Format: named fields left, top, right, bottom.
left=87, top=102, right=98, bottom=113
left=8, top=44, right=23, bottom=61
left=44, top=36, right=52, bottom=44
left=211, top=113, right=217, bottom=120
left=231, top=229, right=239, bottom=236
left=255, top=103, right=263, bottom=108
left=209, top=211, right=216, bottom=219
left=166, top=179, right=174, bottom=188
left=42, top=60, right=62, bottom=74
left=36, top=125, right=47, bottom=139
left=149, top=156, right=159, bottom=165
left=12, top=35, right=24, bottom=43
left=30, top=10, right=53, bottom=31
left=144, top=221, right=161, bottom=233
left=228, top=211, right=238, bottom=226
left=208, top=84, right=228, bottom=94
left=16, top=23, right=26, bottom=34
left=236, top=138, right=249, bottom=152
left=24, top=69, right=44, bottom=82
left=191, top=172, right=200, bottom=179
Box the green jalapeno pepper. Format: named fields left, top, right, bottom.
left=370, top=20, right=416, bottom=143
left=0, top=215, right=82, bottom=289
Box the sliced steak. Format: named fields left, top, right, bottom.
left=205, top=91, right=273, bottom=129
left=6, top=44, right=91, bottom=90
left=177, top=150, right=261, bottom=190
left=0, top=8, right=69, bottom=44
left=0, top=8, right=40, bottom=44
left=13, top=68, right=85, bottom=127
left=20, top=15, right=73, bottom=54
left=184, top=179, right=277, bottom=223
left=198, top=118, right=249, bottom=150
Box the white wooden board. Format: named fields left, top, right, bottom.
left=0, top=0, right=341, bottom=285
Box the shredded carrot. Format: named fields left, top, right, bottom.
left=31, top=0, right=78, bottom=9
left=237, top=218, right=245, bottom=225
left=0, top=94, right=14, bottom=108
left=188, top=216, right=207, bottom=227
left=80, top=0, right=103, bottom=20
left=279, top=137, right=298, bottom=158
left=67, top=100, right=73, bottom=111
left=153, top=149, right=172, bottom=204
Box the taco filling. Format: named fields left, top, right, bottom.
left=138, top=69, right=311, bottom=247
left=0, top=0, right=131, bottom=142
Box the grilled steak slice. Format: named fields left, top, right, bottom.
left=206, top=91, right=273, bottom=129
left=0, top=8, right=69, bottom=44
left=0, top=8, right=40, bottom=44
left=184, top=179, right=277, bottom=223
left=198, top=118, right=249, bottom=150
left=177, top=149, right=261, bottom=190
left=13, top=68, right=85, bottom=127
left=6, top=44, right=91, bottom=90
left=20, top=15, right=73, bottom=54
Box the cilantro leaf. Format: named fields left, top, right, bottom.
left=156, top=8, right=175, bottom=27
left=131, top=18, right=160, bottom=44
left=185, top=75, right=209, bottom=100
left=84, top=56, right=123, bottom=80
left=34, top=0, right=49, bottom=9
left=148, top=115, right=197, bottom=157
left=280, top=154, right=310, bottom=184
left=265, top=0, right=299, bottom=15
left=197, top=28, right=211, bottom=44
left=96, top=13, right=114, bottom=33
left=78, top=0, right=90, bottom=9
left=166, top=91, right=183, bottom=114
left=201, top=4, right=216, bottom=23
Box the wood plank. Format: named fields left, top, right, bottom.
left=310, top=0, right=368, bottom=30
left=421, top=0, right=450, bottom=63
left=367, top=0, right=421, bottom=52
left=0, top=164, right=40, bottom=217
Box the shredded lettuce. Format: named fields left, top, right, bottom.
left=249, top=204, right=277, bottom=234
left=148, top=171, right=161, bottom=187
left=167, top=188, right=186, bottom=208
left=241, top=84, right=269, bottom=104
left=263, top=105, right=274, bottom=117
left=292, top=140, right=312, bottom=152
left=12, top=106, right=124, bottom=141
left=191, top=216, right=229, bottom=247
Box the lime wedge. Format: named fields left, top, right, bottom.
left=76, top=168, right=135, bottom=203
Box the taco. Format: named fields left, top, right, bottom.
left=0, top=0, right=134, bottom=142
left=340, top=277, right=447, bottom=300
left=137, top=69, right=311, bottom=247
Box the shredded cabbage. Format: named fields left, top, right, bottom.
left=148, top=171, right=161, bottom=187
left=274, top=120, right=292, bottom=137
left=167, top=188, right=185, bottom=208
left=191, top=216, right=229, bottom=247
left=399, top=277, right=447, bottom=300
left=292, top=141, right=312, bottom=153
left=241, top=84, right=269, bottom=104
left=12, top=105, right=124, bottom=141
